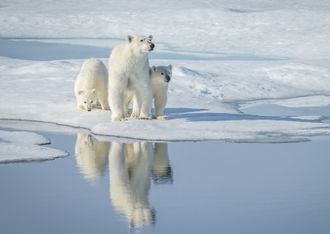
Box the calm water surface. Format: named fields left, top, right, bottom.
left=1, top=130, right=330, bottom=234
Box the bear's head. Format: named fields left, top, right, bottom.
left=75, top=133, right=107, bottom=183
left=77, top=89, right=98, bottom=111
left=150, top=65, right=172, bottom=84
left=127, top=35, right=155, bottom=54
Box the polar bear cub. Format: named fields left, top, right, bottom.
left=74, top=58, right=110, bottom=111
left=108, top=35, right=155, bottom=121
left=124, top=65, right=172, bottom=120
left=150, top=65, right=172, bottom=120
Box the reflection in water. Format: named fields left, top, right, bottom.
left=109, top=142, right=155, bottom=230
left=74, top=133, right=109, bottom=183
left=74, top=134, right=172, bottom=230
left=152, top=143, right=173, bottom=184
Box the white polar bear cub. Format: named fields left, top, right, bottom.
left=74, top=58, right=110, bottom=111
left=108, top=35, right=155, bottom=121
left=124, top=65, right=172, bottom=120
left=150, top=65, right=172, bottom=120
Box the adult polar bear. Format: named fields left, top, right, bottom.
left=108, top=35, right=155, bottom=121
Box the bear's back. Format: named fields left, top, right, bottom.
left=76, top=58, right=108, bottom=88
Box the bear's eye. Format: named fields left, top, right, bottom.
left=84, top=101, right=87, bottom=104
left=140, top=39, right=144, bottom=42
left=161, top=72, right=164, bottom=75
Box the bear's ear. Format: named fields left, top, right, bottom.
left=91, top=89, right=96, bottom=94
left=78, top=90, right=84, bottom=95
left=128, top=35, right=133, bottom=43
left=152, top=66, right=156, bottom=72
left=148, top=35, right=153, bottom=40
left=168, top=64, right=172, bottom=71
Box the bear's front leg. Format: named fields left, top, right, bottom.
left=99, top=97, right=110, bottom=111
left=154, top=94, right=167, bottom=120
left=109, top=81, right=126, bottom=121
left=98, top=88, right=110, bottom=111
left=109, top=71, right=130, bottom=121
left=110, top=97, right=124, bottom=121
left=130, top=96, right=140, bottom=119
left=134, top=83, right=152, bottom=120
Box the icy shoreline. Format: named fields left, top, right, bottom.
left=0, top=113, right=329, bottom=143
left=0, top=129, right=68, bottom=163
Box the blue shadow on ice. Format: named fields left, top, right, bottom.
left=164, top=108, right=207, bottom=114
left=167, top=109, right=321, bottom=123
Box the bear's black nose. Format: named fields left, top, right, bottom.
left=165, top=75, right=171, bottom=82
left=150, top=43, right=155, bottom=50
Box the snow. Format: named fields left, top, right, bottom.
left=1, top=0, right=330, bottom=59
left=0, top=0, right=330, bottom=142
left=0, top=130, right=68, bottom=163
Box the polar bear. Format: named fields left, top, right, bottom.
left=150, top=65, right=172, bottom=120
left=74, top=133, right=109, bottom=183
left=109, top=141, right=155, bottom=229
left=124, top=65, right=172, bottom=120
left=108, top=35, right=155, bottom=121
left=74, top=58, right=110, bottom=111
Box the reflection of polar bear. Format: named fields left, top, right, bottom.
left=124, top=65, right=172, bottom=120
left=109, top=142, right=155, bottom=230
left=74, top=58, right=110, bottom=111
left=75, top=133, right=109, bottom=183
left=152, top=143, right=173, bottom=184
left=108, top=35, right=155, bottom=121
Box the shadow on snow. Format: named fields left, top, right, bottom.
left=166, top=108, right=320, bottom=123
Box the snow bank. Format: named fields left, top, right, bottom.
left=0, top=130, right=68, bottom=163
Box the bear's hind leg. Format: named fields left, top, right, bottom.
left=134, top=83, right=152, bottom=120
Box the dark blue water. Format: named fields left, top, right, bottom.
left=0, top=129, right=330, bottom=234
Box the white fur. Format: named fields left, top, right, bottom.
left=150, top=65, right=172, bottom=119
left=125, top=65, right=172, bottom=120
left=74, top=58, right=110, bottom=111
left=74, top=133, right=109, bottom=183
left=109, top=142, right=155, bottom=229
left=108, top=35, right=154, bottom=121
